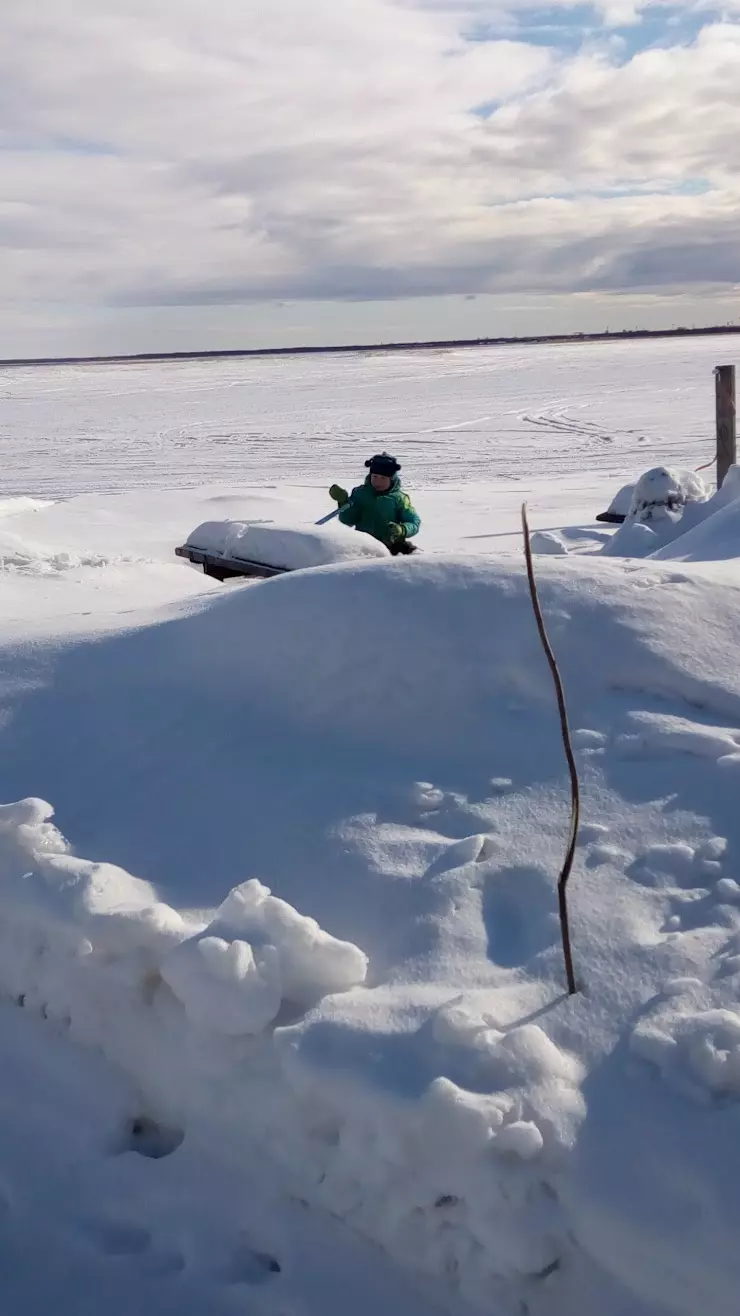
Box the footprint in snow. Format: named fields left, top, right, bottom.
left=661, top=889, right=739, bottom=937
left=482, top=866, right=558, bottom=969
left=77, top=1217, right=186, bottom=1276
left=217, top=1237, right=282, bottom=1286
left=111, top=1114, right=184, bottom=1160
left=78, top=1218, right=152, bottom=1258
left=586, top=844, right=632, bottom=869
left=629, top=843, right=697, bottom=889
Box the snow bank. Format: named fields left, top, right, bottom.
left=0, top=799, right=365, bottom=1042
left=6, top=551, right=740, bottom=1314
left=653, top=465, right=740, bottom=562
left=185, top=519, right=389, bottom=569
left=0, top=795, right=586, bottom=1311
left=145, top=551, right=740, bottom=757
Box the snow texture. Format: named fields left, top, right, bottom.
left=2, top=340, right=740, bottom=1316
left=5, top=539, right=740, bottom=1314
left=0, top=790, right=589, bottom=1311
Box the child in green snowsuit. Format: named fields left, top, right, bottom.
left=329, top=453, right=420, bottom=554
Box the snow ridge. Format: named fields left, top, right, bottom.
left=0, top=797, right=587, bottom=1314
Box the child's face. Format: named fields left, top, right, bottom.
left=370, top=473, right=392, bottom=492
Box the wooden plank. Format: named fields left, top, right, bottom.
left=715, top=364, right=736, bottom=487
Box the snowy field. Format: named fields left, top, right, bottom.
left=0, top=334, right=727, bottom=496
left=1, top=336, right=740, bottom=1316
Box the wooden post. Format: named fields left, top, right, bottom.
left=715, top=364, right=736, bottom=487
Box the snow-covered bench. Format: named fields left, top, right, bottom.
left=176, top=520, right=389, bottom=580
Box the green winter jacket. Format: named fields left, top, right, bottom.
left=337, top=475, right=420, bottom=547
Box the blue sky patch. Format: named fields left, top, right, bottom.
left=463, top=3, right=712, bottom=61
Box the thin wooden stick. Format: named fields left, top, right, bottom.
left=521, top=504, right=579, bottom=995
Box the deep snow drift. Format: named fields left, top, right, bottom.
left=3, top=542, right=740, bottom=1316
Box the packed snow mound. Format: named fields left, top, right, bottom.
left=7, top=552, right=740, bottom=904
left=600, top=463, right=740, bottom=561
left=598, top=462, right=740, bottom=563
left=185, top=519, right=389, bottom=569
left=602, top=466, right=708, bottom=558
left=154, top=553, right=740, bottom=754
left=0, top=794, right=590, bottom=1311
left=0, top=797, right=184, bottom=963
left=629, top=466, right=707, bottom=522
left=606, top=462, right=740, bottom=563
left=163, top=879, right=368, bottom=1035
left=0, top=798, right=365, bottom=1040
left=652, top=465, right=740, bottom=561
left=530, top=529, right=567, bottom=555
left=652, top=495, right=740, bottom=563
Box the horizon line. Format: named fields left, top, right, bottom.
left=2, top=322, right=740, bottom=370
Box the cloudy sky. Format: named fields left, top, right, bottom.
left=1, top=0, right=739, bottom=356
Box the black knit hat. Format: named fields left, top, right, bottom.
left=365, top=452, right=400, bottom=477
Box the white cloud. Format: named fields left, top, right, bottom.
left=0, top=0, right=739, bottom=343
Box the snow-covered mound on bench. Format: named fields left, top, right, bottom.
left=629, top=466, right=707, bottom=521
left=185, top=519, right=389, bottom=569
left=601, top=466, right=708, bottom=558
left=601, top=463, right=740, bottom=562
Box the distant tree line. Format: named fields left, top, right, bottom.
left=3, top=323, right=740, bottom=369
